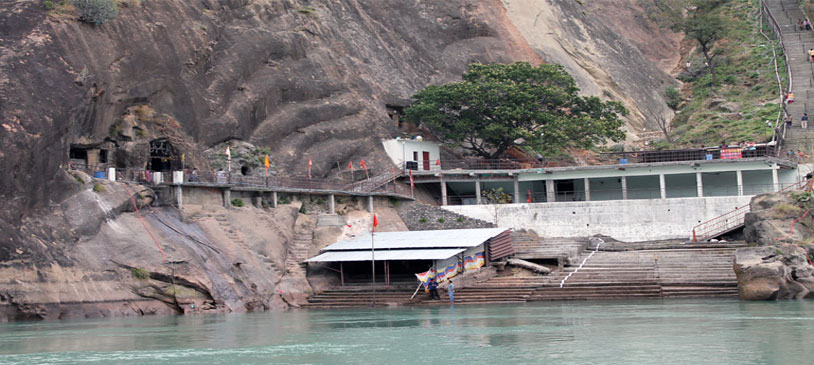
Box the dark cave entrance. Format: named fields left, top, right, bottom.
left=148, top=139, right=178, bottom=172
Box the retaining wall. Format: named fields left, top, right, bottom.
left=443, top=196, right=753, bottom=242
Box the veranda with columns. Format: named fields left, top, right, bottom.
left=412, top=157, right=801, bottom=206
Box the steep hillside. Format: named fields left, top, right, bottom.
left=0, top=0, right=686, bottom=320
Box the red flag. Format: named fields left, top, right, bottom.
left=348, top=161, right=353, bottom=170
left=308, top=158, right=312, bottom=168
left=360, top=160, right=367, bottom=170
left=372, top=214, right=379, bottom=231
left=435, top=159, right=440, bottom=165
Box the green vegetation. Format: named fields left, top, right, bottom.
left=130, top=267, right=150, bottom=280
left=645, top=0, right=784, bottom=147
left=93, top=183, right=105, bottom=193
left=71, top=0, right=117, bottom=24
left=404, top=62, right=627, bottom=158
left=278, top=195, right=291, bottom=205
left=456, top=217, right=464, bottom=223
left=772, top=203, right=804, bottom=218
left=418, top=217, right=428, bottom=223
left=231, top=198, right=245, bottom=207
left=299, top=205, right=307, bottom=214
left=74, top=175, right=85, bottom=184
left=389, top=197, right=400, bottom=207
left=481, top=187, right=513, bottom=204
left=43, top=1, right=55, bottom=10
left=336, top=197, right=344, bottom=204
left=298, top=6, right=316, bottom=15
left=437, top=218, right=446, bottom=223
left=665, top=86, right=681, bottom=110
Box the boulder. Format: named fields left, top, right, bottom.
left=734, top=244, right=814, bottom=300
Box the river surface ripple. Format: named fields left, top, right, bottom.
left=1, top=298, right=813, bottom=364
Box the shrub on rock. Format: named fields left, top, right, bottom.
left=71, top=0, right=117, bottom=25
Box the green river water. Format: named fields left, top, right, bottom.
left=1, top=298, right=813, bottom=364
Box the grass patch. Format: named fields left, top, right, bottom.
left=418, top=217, right=427, bottom=223
left=231, top=198, right=245, bottom=207
left=74, top=175, right=85, bottom=184
left=130, top=267, right=150, bottom=280
left=437, top=218, right=446, bottom=223
left=278, top=195, right=291, bottom=205
left=772, top=203, right=804, bottom=219
left=664, top=0, right=783, bottom=147
left=93, top=183, right=105, bottom=193
left=456, top=217, right=464, bottom=223
left=299, top=205, right=307, bottom=214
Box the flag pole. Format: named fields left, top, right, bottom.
left=371, top=228, right=376, bottom=307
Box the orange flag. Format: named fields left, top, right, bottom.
left=264, top=155, right=270, bottom=169
left=372, top=214, right=379, bottom=231
left=360, top=160, right=367, bottom=170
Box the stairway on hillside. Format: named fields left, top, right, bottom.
left=766, top=0, right=814, bottom=154
left=285, top=214, right=316, bottom=277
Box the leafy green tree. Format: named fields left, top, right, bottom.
left=646, top=0, right=727, bottom=85
left=404, top=62, right=627, bottom=159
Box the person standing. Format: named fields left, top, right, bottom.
left=427, top=278, right=440, bottom=300
left=803, top=113, right=809, bottom=129
left=785, top=115, right=793, bottom=129
left=448, top=281, right=455, bottom=303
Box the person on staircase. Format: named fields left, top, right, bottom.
left=799, top=19, right=805, bottom=31
left=427, top=277, right=440, bottom=300
left=802, top=113, right=809, bottom=129
left=809, top=48, right=814, bottom=62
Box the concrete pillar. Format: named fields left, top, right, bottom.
left=546, top=180, right=556, bottom=202
left=329, top=194, right=336, bottom=215
left=440, top=178, right=448, bottom=206
left=176, top=185, right=183, bottom=210
left=223, top=188, right=231, bottom=208
left=620, top=176, right=628, bottom=200
left=772, top=167, right=779, bottom=191
left=696, top=172, right=704, bottom=198
left=253, top=194, right=262, bottom=208
left=584, top=177, right=591, bottom=201
left=272, top=191, right=278, bottom=208
left=659, top=174, right=667, bottom=199
left=736, top=170, right=744, bottom=196
left=475, top=180, right=482, bottom=205
left=367, top=195, right=374, bottom=213
left=513, top=177, right=520, bottom=204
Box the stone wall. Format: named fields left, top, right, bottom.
left=397, top=202, right=495, bottom=231
left=444, top=196, right=753, bottom=242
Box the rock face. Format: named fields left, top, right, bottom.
left=0, top=0, right=683, bottom=319
left=736, top=191, right=814, bottom=300
left=734, top=244, right=814, bottom=300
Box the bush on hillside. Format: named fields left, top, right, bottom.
left=71, top=0, right=117, bottom=25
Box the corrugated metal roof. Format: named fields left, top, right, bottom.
left=306, top=248, right=466, bottom=262
left=321, top=228, right=507, bottom=251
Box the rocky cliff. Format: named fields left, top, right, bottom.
left=737, top=191, right=814, bottom=300
left=0, top=0, right=682, bottom=319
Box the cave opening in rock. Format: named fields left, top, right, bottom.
left=241, top=165, right=251, bottom=176
left=148, top=138, right=178, bottom=172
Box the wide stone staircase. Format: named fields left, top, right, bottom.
left=512, top=232, right=588, bottom=267
left=302, top=282, right=419, bottom=308
left=766, top=0, right=814, bottom=154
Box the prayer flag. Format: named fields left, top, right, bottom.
left=372, top=214, right=378, bottom=231
left=360, top=160, right=367, bottom=170
left=264, top=155, right=270, bottom=169
left=225, top=146, right=231, bottom=161
left=348, top=161, right=353, bottom=170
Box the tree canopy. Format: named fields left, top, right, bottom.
left=403, top=62, right=627, bottom=159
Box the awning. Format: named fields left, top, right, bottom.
left=321, top=228, right=507, bottom=251
left=306, top=248, right=465, bottom=263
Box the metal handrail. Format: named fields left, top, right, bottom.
left=691, top=180, right=804, bottom=242
left=759, top=0, right=790, bottom=146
